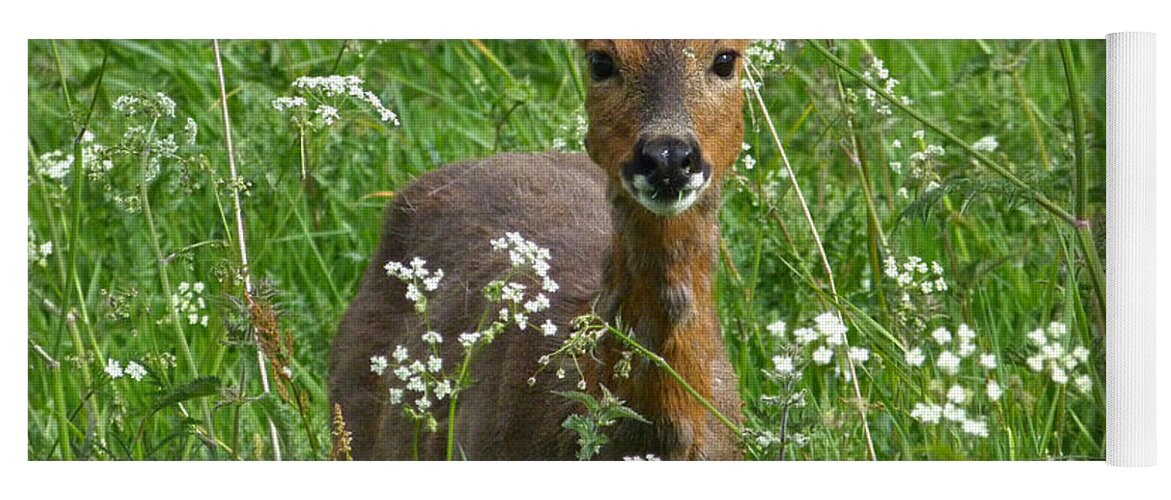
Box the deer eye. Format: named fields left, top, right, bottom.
left=711, top=51, right=738, bottom=78
left=587, top=52, right=616, bottom=81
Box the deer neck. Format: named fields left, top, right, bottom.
left=598, top=185, right=726, bottom=458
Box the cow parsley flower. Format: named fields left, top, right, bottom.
left=540, top=320, right=558, bottom=337
left=125, top=361, right=148, bottom=381
left=370, top=355, right=389, bottom=376
left=946, top=384, right=968, bottom=404
left=772, top=355, right=795, bottom=375
left=971, top=135, right=999, bottom=153
left=105, top=359, right=124, bottom=379
left=766, top=320, right=786, bottom=337
left=393, top=345, right=409, bottom=363
left=905, top=347, right=926, bottom=367
left=936, top=351, right=961, bottom=375
left=986, top=380, right=1003, bottom=401
left=979, top=353, right=997, bottom=370
left=811, top=346, right=834, bottom=365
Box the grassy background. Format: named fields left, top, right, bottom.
left=27, top=39, right=1105, bottom=460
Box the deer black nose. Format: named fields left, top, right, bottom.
left=636, top=137, right=699, bottom=176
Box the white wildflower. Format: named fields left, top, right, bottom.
left=105, top=359, right=124, bottom=379
left=433, top=380, right=452, bottom=400
left=971, top=135, right=999, bottom=153
left=905, top=347, right=926, bottom=367
left=540, top=320, right=557, bottom=337
left=986, top=380, right=1003, bottom=401
left=1072, top=346, right=1090, bottom=363
left=1026, top=355, right=1045, bottom=372
left=946, top=384, right=968, bottom=404
left=942, top=403, right=967, bottom=423
left=1047, top=322, right=1068, bottom=337
left=962, top=419, right=989, bottom=438
left=936, top=351, right=961, bottom=375
left=426, top=355, right=443, bottom=373
left=184, top=117, right=199, bottom=145
left=370, top=355, right=389, bottom=376
left=459, top=332, right=482, bottom=347
left=794, top=327, right=819, bottom=345
left=405, top=376, right=426, bottom=392
left=315, top=105, right=340, bottom=125
left=931, top=327, right=953, bottom=345
left=1050, top=366, right=1069, bottom=385
left=1026, top=329, right=1048, bottom=346
left=772, top=355, right=794, bottom=375
left=811, top=346, right=834, bottom=365
left=272, top=96, right=307, bottom=111
left=125, top=361, right=147, bottom=381
left=393, top=345, right=409, bottom=363
left=766, top=320, right=786, bottom=337
left=979, top=353, right=997, bottom=370
left=911, top=403, right=942, bottom=424
left=1074, top=375, right=1093, bottom=393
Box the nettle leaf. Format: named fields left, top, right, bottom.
left=603, top=404, right=650, bottom=425
left=552, top=390, right=600, bottom=411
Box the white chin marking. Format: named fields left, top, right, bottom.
left=637, top=189, right=701, bottom=216
left=621, top=173, right=710, bottom=217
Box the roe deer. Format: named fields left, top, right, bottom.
left=330, top=39, right=748, bottom=460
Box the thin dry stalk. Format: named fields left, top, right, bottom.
left=213, top=39, right=282, bottom=461
left=743, top=61, right=877, bottom=461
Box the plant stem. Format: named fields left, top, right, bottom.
left=213, top=39, right=283, bottom=461
left=1058, top=40, right=1107, bottom=322
left=828, top=55, right=890, bottom=324
left=136, top=118, right=218, bottom=458
left=807, top=40, right=1077, bottom=226
left=744, top=58, right=877, bottom=460
left=603, top=324, right=740, bottom=434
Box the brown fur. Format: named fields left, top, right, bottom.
left=330, top=40, right=748, bottom=460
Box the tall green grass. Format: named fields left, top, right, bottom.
left=27, top=39, right=1105, bottom=460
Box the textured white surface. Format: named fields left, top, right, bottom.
left=1106, top=32, right=1157, bottom=467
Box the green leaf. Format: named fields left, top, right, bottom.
left=150, top=376, right=220, bottom=413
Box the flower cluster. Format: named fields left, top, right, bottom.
left=552, top=113, right=588, bottom=151
left=272, top=75, right=400, bottom=127
left=1025, top=322, right=1094, bottom=393
left=171, top=281, right=209, bottom=327
left=892, top=129, right=947, bottom=193
left=860, top=56, right=911, bottom=116
left=385, top=257, right=444, bottom=314
left=971, top=135, right=999, bottom=153
left=112, top=91, right=177, bottom=119
left=34, top=131, right=115, bottom=182
left=767, top=312, right=869, bottom=384
left=884, top=255, right=948, bottom=296
left=27, top=224, right=53, bottom=268
left=904, top=324, right=1001, bottom=438
left=104, top=358, right=148, bottom=381
left=375, top=333, right=456, bottom=429
left=486, top=232, right=559, bottom=331
left=882, top=254, right=950, bottom=337
left=530, top=314, right=608, bottom=391
left=738, top=142, right=757, bottom=171
left=745, top=39, right=786, bottom=69
left=378, top=232, right=561, bottom=432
